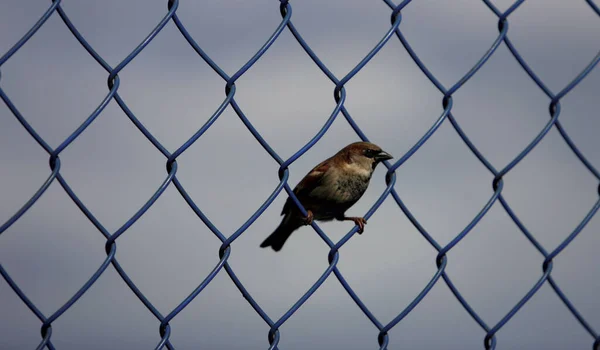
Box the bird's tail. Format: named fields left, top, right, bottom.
left=260, top=215, right=301, bottom=252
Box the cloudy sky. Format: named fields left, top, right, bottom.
left=1, top=0, right=599, bottom=349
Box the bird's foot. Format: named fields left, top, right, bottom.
left=303, top=210, right=314, bottom=225
left=344, top=216, right=367, bottom=234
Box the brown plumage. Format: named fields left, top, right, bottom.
left=260, top=142, right=393, bottom=251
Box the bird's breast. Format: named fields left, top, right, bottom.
left=310, top=170, right=370, bottom=203
left=334, top=175, right=370, bottom=201
left=300, top=172, right=370, bottom=221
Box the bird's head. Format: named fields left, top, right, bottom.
left=340, top=142, right=393, bottom=172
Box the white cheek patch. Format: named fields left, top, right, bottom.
left=343, top=163, right=372, bottom=177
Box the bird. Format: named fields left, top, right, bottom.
left=260, top=141, right=393, bottom=251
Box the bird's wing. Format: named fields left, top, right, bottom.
left=281, top=159, right=331, bottom=215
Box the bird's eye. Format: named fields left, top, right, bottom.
left=364, top=149, right=378, bottom=158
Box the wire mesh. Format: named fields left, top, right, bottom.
left=1, top=0, right=599, bottom=349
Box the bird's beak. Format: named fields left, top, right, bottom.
left=375, top=150, right=393, bottom=162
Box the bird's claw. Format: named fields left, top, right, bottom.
left=303, top=210, right=314, bottom=225
left=349, top=217, right=367, bottom=234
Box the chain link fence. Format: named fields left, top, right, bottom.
left=1, top=0, right=599, bottom=349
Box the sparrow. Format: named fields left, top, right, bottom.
left=260, top=141, right=393, bottom=251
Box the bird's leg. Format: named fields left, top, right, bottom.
left=303, top=210, right=314, bottom=225
left=341, top=216, right=367, bottom=234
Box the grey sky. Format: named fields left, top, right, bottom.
left=1, top=1, right=599, bottom=349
